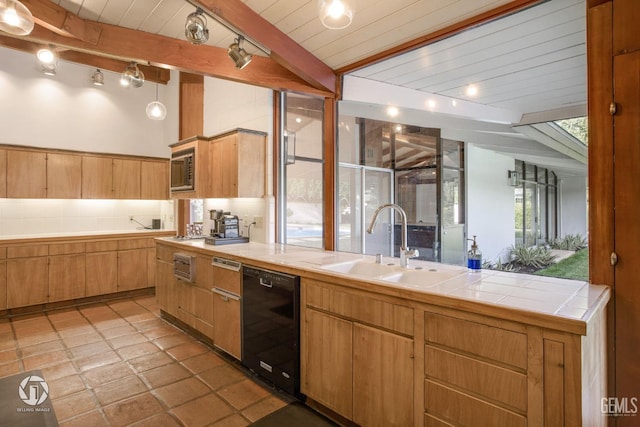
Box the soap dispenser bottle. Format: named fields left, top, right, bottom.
left=467, top=235, right=482, bottom=272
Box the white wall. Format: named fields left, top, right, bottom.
left=559, top=176, right=587, bottom=237
left=202, top=78, right=274, bottom=243
left=0, top=47, right=179, bottom=157
left=0, top=46, right=179, bottom=236
left=466, top=145, right=516, bottom=264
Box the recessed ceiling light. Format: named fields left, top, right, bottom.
left=295, top=117, right=302, bottom=123
left=466, top=84, right=478, bottom=97
left=451, top=99, right=457, bottom=107
left=427, top=99, right=436, bottom=109
left=386, top=106, right=399, bottom=117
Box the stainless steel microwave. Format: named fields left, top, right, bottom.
left=170, top=148, right=195, bottom=192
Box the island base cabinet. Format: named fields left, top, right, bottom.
left=353, top=323, right=414, bottom=427
left=213, top=290, right=241, bottom=359
left=303, top=309, right=353, bottom=420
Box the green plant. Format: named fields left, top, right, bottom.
left=509, top=244, right=557, bottom=269
left=548, top=234, right=587, bottom=251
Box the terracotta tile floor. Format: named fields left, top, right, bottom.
left=0, top=295, right=291, bottom=426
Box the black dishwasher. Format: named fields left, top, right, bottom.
left=242, top=265, right=300, bottom=396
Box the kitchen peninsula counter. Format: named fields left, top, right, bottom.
left=156, top=238, right=609, bottom=427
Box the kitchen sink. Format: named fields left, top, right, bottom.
left=319, top=259, right=400, bottom=277
left=382, top=268, right=465, bottom=287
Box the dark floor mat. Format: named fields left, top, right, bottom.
left=0, top=370, right=59, bottom=427
left=250, top=401, right=338, bottom=427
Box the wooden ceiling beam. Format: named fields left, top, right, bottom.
left=0, top=35, right=170, bottom=84
left=192, top=0, right=336, bottom=94
left=21, top=0, right=101, bottom=44
left=10, top=18, right=331, bottom=97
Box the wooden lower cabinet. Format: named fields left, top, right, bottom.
left=155, top=258, right=176, bottom=316
left=86, top=252, right=118, bottom=296
left=213, top=289, right=240, bottom=359
left=49, top=254, right=85, bottom=302
left=0, top=261, right=6, bottom=310
left=6, top=257, right=48, bottom=308
left=353, top=323, right=414, bottom=427
left=304, top=309, right=354, bottom=419
left=118, top=248, right=148, bottom=291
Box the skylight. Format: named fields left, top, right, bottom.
left=554, top=117, right=588, bottom=145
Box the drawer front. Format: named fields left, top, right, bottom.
left=424, top=380, right=526, bottom=427
left=425, top=312, right=527, bottom=369
left=7, top=244, right=48, bottom=259
left=86, top=240, right=118, bottom=253
left=425, top=345, right=527, bottom=412
left=305, top=279, right=413, bottom=337
left=212, top=265, right=241, bottom=295
left=49, top=242, right=85, bottom=256
left=118, top=238, right=149, bottom=250
left=155, top=244, right=174, bottom=263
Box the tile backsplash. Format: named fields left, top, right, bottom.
left=0, top=199, right=175, bottom=236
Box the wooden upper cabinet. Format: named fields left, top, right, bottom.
left=47, top=153, right=82, bottom=198
left=141, top=160, right=169, bottom=200
left=82, top=156, right=113, bottom=198
left=211, top=129, right=266, bottom=198
left=0, top=149, right=6, bottom=198
left=613, top=0, right=640, bottom=54
left=7, top=150, right=46, bottom=198
left=113, top=158, right=141, bottom=199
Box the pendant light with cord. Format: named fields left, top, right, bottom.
left=146, top=82, right=167, bottom=120
left=0, top=0, right=34, bottom=35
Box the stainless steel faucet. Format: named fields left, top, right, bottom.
left=367, top=203, right=419, bottom=268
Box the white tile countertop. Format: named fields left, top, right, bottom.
left=156, top=238, right=610, bottom=335
left=0, top=229, right=176, bottom=244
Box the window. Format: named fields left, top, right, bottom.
left=279, top=93, right=324, bottom=248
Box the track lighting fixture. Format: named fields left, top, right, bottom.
left=318, top=0, right=354, bottom=29
left=120, top=61, right=144, bottom=88
left=91, top=69, right=104, bottom=86
left=0, top=0, right=34, bottom=35
left=185, top=8, right=209, bottom=44
left=36, top=47, right=57, bottom=76
left=146, top=83, right=167, bottom=121
left=227, top=35, right=252, bottom=70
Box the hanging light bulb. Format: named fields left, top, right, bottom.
left=318, top=0, right=354, bottom=29
left=0, top=0, right=34, bottom=36
left=146, top=83, right=167, bottom=120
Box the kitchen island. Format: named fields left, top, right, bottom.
left=156, top=238, right=609, bottom=427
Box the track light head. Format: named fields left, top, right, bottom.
left=227, top=36, right=252, bottom=70
left=91, top=69, right=104, bottom=86
left=185, top=8, right=209, bottom=44
left=120, top=61, right=144, bottom=88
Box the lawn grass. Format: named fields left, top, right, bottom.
left=535, top=248, right=589, bottom=281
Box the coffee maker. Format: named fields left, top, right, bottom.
left=209, top=210, right=239, bottom=239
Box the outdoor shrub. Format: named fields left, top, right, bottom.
left=548, top=234, right=587, bottom=251
left=509, top=244, right=557, bottom=269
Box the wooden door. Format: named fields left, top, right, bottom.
left=0, top=149, right=6, bottom=198
left=6, top=257, right=48, bottom=308
left=47, top=153, right=82, bottom=198
left=213, top=289, right=240, bottom=358
left=613, top=0, right=640, bottom=55
left=353, top=323, right=413, bottom=427
left=7, top=150, right=46, bottom=198
left=237, top=132, right=266, bottom=197
left=117, top=248, right=148, bottom=291
left=85, top=252, right=118, bottom=296
left=155, top=259, right=176, bottom=315
left=193, top=286, right=214, bottom=339
left=212, top=135, right=238, bottom=198
left=303, top=309, right=353, bottom=419
left=113, top=158, right=141, bottom=199
left=82, top=156, right=113, bottom=198
left=49, top=254, right=85, bottom=302
left=613, top=51, right=640, bottom=411
left=141, top=160, right=168, bottom=200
